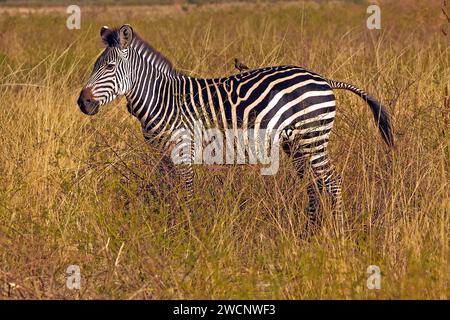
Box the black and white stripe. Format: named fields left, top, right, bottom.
left=78, top=25, right=394, bottom=233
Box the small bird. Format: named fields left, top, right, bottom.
left=234, top=58, right=249, bottom=72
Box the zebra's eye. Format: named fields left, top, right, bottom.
left=105, top=63, right=115, bottom=70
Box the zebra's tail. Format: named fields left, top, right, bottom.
left=326, top=79, right=394, bottom=147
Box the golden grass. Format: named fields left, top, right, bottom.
left=0, top=0, right=448, bottom=299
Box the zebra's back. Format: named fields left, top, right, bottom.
left=204, top=65, right=336, bottom=141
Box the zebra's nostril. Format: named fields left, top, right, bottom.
left=77, top=96, right=84, bottom=108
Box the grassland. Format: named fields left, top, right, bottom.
left=0, top=0, right=448, bottom=299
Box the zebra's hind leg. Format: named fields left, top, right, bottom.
left=304, top=179, right=324, bottom=235
left=283, top=145, right=321, bottom=236
left=308, top=154, right=344, bottom=236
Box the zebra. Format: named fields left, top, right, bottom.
left=77, top=25, right=394, bottom=234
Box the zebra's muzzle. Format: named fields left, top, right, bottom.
left=77, top=88, right=99, bottom=115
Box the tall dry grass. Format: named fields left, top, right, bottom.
left=0, top=0, right=448, bottom=299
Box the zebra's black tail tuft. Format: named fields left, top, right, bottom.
left=327, top=79, right=394, bottom=147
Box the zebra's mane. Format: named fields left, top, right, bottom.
left=102, top=27, right=178, bottom=75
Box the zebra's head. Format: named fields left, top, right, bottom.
left=77, top=25, right=134, bottom=115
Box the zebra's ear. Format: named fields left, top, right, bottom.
left=100, top=26, right=109, bottom=38
left=119, top=24, right=133, bottom=49
left=100, top=26, right=110, bottom=46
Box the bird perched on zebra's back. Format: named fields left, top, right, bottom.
left=234, top=58, right=249, bottom=72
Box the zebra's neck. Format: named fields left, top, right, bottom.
left=124, top=38, right=182, bottom=139
left=124, top=39, right=226, bottom=142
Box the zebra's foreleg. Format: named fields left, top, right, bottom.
left=175, top=162, right=194, bottom=202
left=156, top=156, right=194, bottom=231
left=158, top=154, right=177, bottom=184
